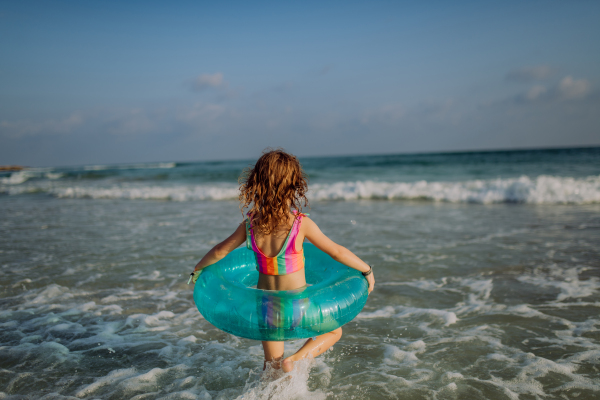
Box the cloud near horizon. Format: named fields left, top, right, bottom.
left=1, top=73, right=595, bottom=140
left=190, top=72, right=226, bottom=92
left=513, top=76, right=592, bottom=103
left=1, top=69, right=598, bottom=166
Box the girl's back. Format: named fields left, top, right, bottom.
left=252, top=212, right=307, bottom=291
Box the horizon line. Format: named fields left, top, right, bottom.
left=4, top=143, right=599, bottom=170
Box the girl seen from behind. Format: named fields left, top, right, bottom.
left=190, top=149, right=375, bottom=372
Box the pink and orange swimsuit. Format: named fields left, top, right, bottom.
left=245, top=211, right=307, bottom=275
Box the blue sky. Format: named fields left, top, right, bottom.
left=1, top=0, right=599, bottom=166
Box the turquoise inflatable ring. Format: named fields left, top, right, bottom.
left=193, top=243, right=369, bottom=341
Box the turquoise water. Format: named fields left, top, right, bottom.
left=1, top=147, right=599, bottom=399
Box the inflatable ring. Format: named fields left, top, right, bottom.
left=193, top=243, right=369, bottom=341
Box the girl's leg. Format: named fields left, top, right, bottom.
left=262, top=341, right=285, bottom=370
left=282, top=327, right=342, bottom=372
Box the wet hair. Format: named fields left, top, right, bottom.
left=239, top=148, right=309, bottom=235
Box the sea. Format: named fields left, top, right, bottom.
left=1, top=147, right=599, bottom=399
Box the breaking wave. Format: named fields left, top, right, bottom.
left=309, top=175, right=600, bottom=204
left=82, top=162, right=177, bottom=171
left=0, top=169, right=63, bottom=185
left=2, top=175, right=600, bottom=204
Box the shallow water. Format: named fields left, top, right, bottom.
left=1, top=192, right=599, bottom=399
left=2, top=148, right=600, bottom=399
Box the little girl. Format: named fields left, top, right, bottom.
left=190, top=149, right=375, bottom=372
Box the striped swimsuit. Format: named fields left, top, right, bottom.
left=246, top=211, right=307, bottom=275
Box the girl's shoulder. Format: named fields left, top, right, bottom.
left=298, top=214, right=316, bottom=232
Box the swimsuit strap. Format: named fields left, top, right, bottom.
left=288, top=211, right=308, bottom=253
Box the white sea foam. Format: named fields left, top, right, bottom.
left=3, top=174, right=599, bottom=204
left=357, top=305, right=458, bottom=326
left=1, top=263, right=598, bottom=399
left=383, top=344, right=420, bottom=365
left=74, top=368, right=139, bottom=397
left=0, top=168, right=63, bottom=185
left=45, top=172, right=64, bottom=179
left=309, top=175, right=600, bottom=204
left=236, top=359, right=328, bottom=400
left=53, top=184, right=240, bottom=201
left=0, top=171, right=34, bottom=185
left=82, top=162, right=176, bottom=171
left=517, top=265, right=599, bottom=302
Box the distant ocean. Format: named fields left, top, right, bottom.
left=1, top=147, right=599, bottom=399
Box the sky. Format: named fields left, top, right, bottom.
left=1, top=0, right=599, bottom=167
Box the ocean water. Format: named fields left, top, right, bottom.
left=1, top=147, right=599, bottom=399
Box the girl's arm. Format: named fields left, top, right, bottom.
left=192, top=222, right=247, bottom=273
left=303, top=217, right=375, bottom=293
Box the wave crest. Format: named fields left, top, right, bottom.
left=2, top=175, right=599, bottom=204
left=54, top=185, right=240, bottom=201
left=310, top=175, right=600, bottom=204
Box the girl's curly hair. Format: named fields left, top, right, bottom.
left=239, top=149, right=309, bottom=235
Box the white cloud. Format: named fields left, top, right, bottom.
left=512, top=76, right=592, bottom=104
left=190, top=72, right=225, bottom=92
left=556, top=76, right=591, bottom=100
left=506, top=66, right=556, bottom=82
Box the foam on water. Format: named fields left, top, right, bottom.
left=0, top=167, right=67, bottom=185
left=1, top=266, right=599, bottom=399
left=55, top=185, right=240, bottom=201
left=0, top=273, right=335, bottom=399
left=2, top=174, right=600, bottom=204
left=236, top=359, right=329, bottom=400
left=1, top=191, right=599, bottom=399
left=0, top=170, right=38, bottom=185
left=3, top=183, right=240, bottom=201
left=517, top=265, right=599, bottom=302
left=82, top=162, right=176, bottom=171
left=309, top=175, right=600, bottom=204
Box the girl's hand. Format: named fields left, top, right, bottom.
left=366, top=272, right=375, bottom=294
left=187, top=269, right=203, bottom=285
